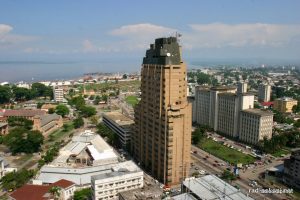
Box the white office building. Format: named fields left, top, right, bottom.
left=258, top=83, right=271, bottom=102
left=239, top=109, right=273, bottom=145
left=102, top=112, right=134, bottom=149
left=91, top=161, right=143, bottom=200
left=237, top=81, right=248, bottom=94
left=54, top=86, right=64, bottom=102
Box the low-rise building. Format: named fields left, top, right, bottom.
left=9, top=179, right=76, bottom=200
left=274, top=97, right=298, bottom=113
left=51, top=130, right=119, bottom=167
left=37, top=130, right=120, bottom=186
left=92, top=161, right=143, bottom=200
left=283, top=148, right=300, bottom=190
left=102, top=112, right=134, bottom=149
left=118, top=184, right=162, bottom=200
left=33, top=113, right=63, bottom=135
left=22, top=100, right=37, bottom=109
left=182, top=175, right=254, bottom=200
left=0, top=122, right=8, bottom=135
left=41, top=103, right=57, bottom=112
left=239, top=109, right=273, bottom=145
left=3, top=109, right=46, bottom=120
left=0, top=157, right=17, bottom=179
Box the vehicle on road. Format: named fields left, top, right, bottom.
left=199, top=170, right=206, bottom=175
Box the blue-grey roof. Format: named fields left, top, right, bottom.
left=37, top=163, right=116, bottom=185
left=183, top=175, right=254, bottom=200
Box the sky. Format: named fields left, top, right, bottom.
left=0, top=0, right=300, bottom=81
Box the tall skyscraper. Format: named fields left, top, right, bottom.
left=132, top=37, right=191, bottom=186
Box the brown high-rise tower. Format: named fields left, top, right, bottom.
left=132, top=37, right=191, bottom=186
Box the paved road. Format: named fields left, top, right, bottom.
left=191, top=145, right=286, bottom=200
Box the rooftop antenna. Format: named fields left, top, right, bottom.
left=175, top=32, right=182, bottom=43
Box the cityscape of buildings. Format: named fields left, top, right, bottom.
left=0, top=1, right=300, bottom=199
left=0, top=35, right=298, bottom=200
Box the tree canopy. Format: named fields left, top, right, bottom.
left=7, top=117, right=33, bottom=130
left=0, top=85, right=12, bottom=104
left=4, top=128, right=44, bottom=154
left=1, top=169, right=35, bottom=191
left=96, top=123, right=118, bottom=145
left=73, top=117, right=84, bottom=129
left=55, top=104, right=70, bottom=117
left=74, top=188, right=92, bottom=200
left=31, top=83, right=53, bottom=98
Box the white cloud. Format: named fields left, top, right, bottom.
left=0, top=24, right=13, bottom=35
left=0, top=23, right=38, bottom=47
left=109, top=23, right=176, bottom=50
left=82, top=39, right=97, bottom=53
left=183, top=23, right=300, bottom=49
left=110, top=23, right=175, bottom=37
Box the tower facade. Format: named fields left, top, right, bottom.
left=258, top=83, right=271, bottom=102
left=132, top=37, right=191, bottom=185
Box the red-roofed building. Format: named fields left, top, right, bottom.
left=261, top=101, right=273, bottom=108
left=9, top=185, right=51, bottom=200
left=8, top=179, right=76, bottom=200
left=3, top=109, right=46, bottom=120
left=51, top=179, right=76, bottom=200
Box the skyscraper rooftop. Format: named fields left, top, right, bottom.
left=143, top=37, right=181, bottom=65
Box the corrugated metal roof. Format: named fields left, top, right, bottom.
left=183, top=175, right=253, bottom=200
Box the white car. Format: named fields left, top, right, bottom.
left=199, top=170, right=206, bottom=175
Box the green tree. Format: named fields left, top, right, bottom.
left=37, top=102, right=44, bottom=109
left=69, top=96, right=85, bottom=109
left=1, top=169, right=35, bottom=191
left=31, top=83, right=53, bottom=99
left=192, top=127, right=206, bottom=145
left=292, top=104, right=300, bottom=113
left=48, top=108, right=55, bottom=114
left=0, top=85, right=12, bottom=104
left=93, top=95, right=101, bottom=105
left=101, top=94, right=108, bottom=102
left=7, top=117, right=33, bottom=130
left=196, top=72, right=211, bottom=85
left=4, top=128, right=44, bottom=154
left=55, top=104, right=70, bottom=117
left=74, top=188, right=92, bottom=200
left=73, top=117, right=84, bottom=129
left=294, top=119, right=300, bottom=128
left=221, top=170, right=237, bottom=182
left=49, top=186, right=61, bottom=200
left=12, top=86, right=33, bottom=101
left=96, top=123, right=118, bottom=145
left=68, top=88, right=75, bottom=97
left=89, top=115, right=99, bottom=126
left=80, top=106, right=96, bottom=117
left=122, top=74, right=128, bottom=79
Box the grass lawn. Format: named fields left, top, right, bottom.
left=271, top=149, right=290, bottom=157
left=198, top=138, right=256, bottom=164
left=83, top=80, right=141, bottom=93
left=47, top=121, right=74, bottom=143
left=125, top=95, right=139, bottom=107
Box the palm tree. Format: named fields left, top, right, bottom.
left=49, top=186, right=61, bottom=200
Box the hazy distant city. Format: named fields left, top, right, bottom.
left=1, top=1, right=300, bottom=200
